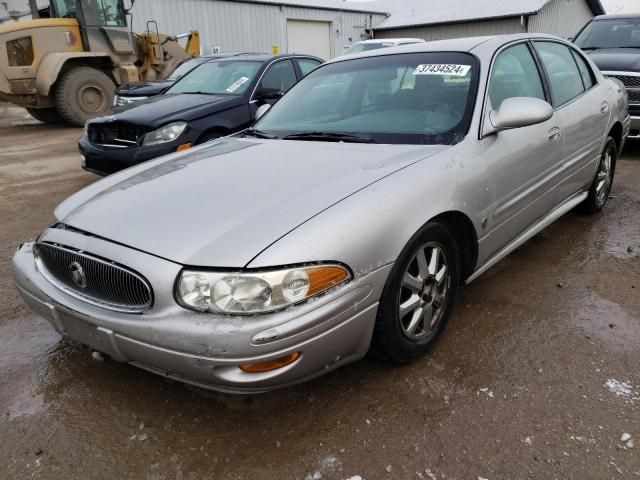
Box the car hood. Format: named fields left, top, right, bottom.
left=116, top=81, right=174, bottom=96
left=56, top=138, right=449, bottom=267
left=586, top=48, right=640, bottom=73
left=105, top=93, right=245, bottom=128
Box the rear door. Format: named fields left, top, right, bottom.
left=533, top=41, right=607, bottom=201
left=482, top=42, right=564, bottom=255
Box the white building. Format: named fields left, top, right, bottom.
left=3, top=0, right=608, bottom=57
left=371, top=0, right=606, bottom=41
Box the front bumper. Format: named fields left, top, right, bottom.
left=12, top=230, right=389, bottom=393
left=629, top=112, right=640, bottom=139
left=79, top=132, right=200, bottom=176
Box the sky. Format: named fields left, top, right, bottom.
left=601, top=0, right=640, bottom=13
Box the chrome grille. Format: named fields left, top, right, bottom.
left=608, top=75, right=640, bottom=89
left=88, top=123, right=146, bottom=148
left=35, top=243, right=153, bottom=313
left=606, top=74, right=640, bottom=105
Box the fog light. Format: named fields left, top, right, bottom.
left=240, top=352, right=301, bottom=373
left=81, top=155, right=86, bottom=168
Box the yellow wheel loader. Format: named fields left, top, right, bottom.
left=0, top=0, right=199, bottom=126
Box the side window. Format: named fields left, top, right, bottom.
left=570, top=49, right=596, bottom=90
left=260, top=60, right=297, bottom=94
left=534, top=41, right=585, bottom=106
left=298, top=58, right=322, bottom=76
left=488, top=43, right=546, bottom=110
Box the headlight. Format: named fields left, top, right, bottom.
left=176, top=264, right=351, bottom=314
left=143, top=122, right=187, bottom=146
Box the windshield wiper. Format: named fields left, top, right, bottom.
left=178, top=91, right=216, bottom=95
left=243, top=128, right=278, bottom=139
left=282, top=132, right=377, bottom=143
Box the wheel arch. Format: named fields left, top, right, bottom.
left=197, top=126, right=231, bottom=144
left=36, top=52, right=114, bottom=96
left=608, top=121, right=623, bottom=154
left=429, top=211, right=479, bottom=283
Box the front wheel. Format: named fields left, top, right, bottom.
left=581, top=136, right=617, bottom=214
left=54, top=66, right=115, bottom=126
left=371, top=221, right=460, bottom=364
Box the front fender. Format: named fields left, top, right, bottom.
left=35, top=52, right=111, bottom=96
left=247, top=142, right=485, bottom=281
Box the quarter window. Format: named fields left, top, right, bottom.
left=297, top=58, right=322, bottom=76
left=570, top=49, right=596, bottom=90
left=534, top=42, right=585, bottom=106
left=488, top=43, right=545, bottom=110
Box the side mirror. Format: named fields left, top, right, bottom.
left=489, top=97, right=553, bottom=132
left=255, top=103, right=271, bottom=121
left=256, top=87, right=283, bottom=100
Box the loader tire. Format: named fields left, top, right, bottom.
left=54, top=66, right=115, bottom=126
left=25, top=107, right=65, bottom=124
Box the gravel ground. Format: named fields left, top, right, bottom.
left=1, top=104, right=639, bottom=480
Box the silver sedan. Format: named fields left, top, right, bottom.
left=13, top=34, right=630, bottom=393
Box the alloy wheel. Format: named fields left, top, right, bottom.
left=398, top=242, right=451, bottom=340
left=596, top=148, right=613, bottom=206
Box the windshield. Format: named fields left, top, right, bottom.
left=345, top=42, right=395, bottom=55
left=167, top=58, right=205, bottom=81
left=81, top=0, right=126, bottom=26
left=167, top=60, right=262, bottom=95
left=575, top=19, right=640, bottom=49
left=253, top=52, right=478, bottom=145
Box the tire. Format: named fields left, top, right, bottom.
left=25, top=107, right=64, bottom=124
left=581, top=136, right=617, bottom=214
left=54, top=66, right=116, bottom=126
left=371, top=221, right=460, bottom=364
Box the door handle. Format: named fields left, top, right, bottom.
left=600, top=101, right=609, bottom=114
left=548, top=127, right=561, bottom=143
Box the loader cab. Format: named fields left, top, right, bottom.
left=49, top=0, right=134, bottom=60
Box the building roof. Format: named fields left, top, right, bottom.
left=370, top=0, right=605, bottom=30
left=231, top=0, right=388, bottom=14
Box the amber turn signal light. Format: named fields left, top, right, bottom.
left=240, top=352, right=301, bottom=373
left=176, top=143, right=192, bottom=151
left=305, top=265, right=350, bottom=297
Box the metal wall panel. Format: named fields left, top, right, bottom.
left=527, top=0, right=593, bottom=39
left=374, top=17, right=524, bottom=41
left=130, top=0, right=386, bottom=58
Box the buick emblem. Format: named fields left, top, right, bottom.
left=69, top=261, right=87, bottom=289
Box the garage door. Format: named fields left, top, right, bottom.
left=286, top=20, right=331, bottom=60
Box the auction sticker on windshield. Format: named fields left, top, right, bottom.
left=414, top=64, right=471, bottom=76
left=226, top=76, right=249, bottom=93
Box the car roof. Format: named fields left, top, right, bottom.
left=356, top=38, right=425, bottom=44
left=591, top=14, right=640, bottom=20
left=203, top=53, right=324, bottom=64
left=327, top=33, right=564, bottom=63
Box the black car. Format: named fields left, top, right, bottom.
left=113, top=53, right=262, bottom=107
left=574, top=14, right=640, bottom=139
left=80, top=54, right=323, bottom=175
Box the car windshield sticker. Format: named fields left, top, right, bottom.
left=226, top=76, right=249, bottom=93
left=414, top=64, right=471, bottom=77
